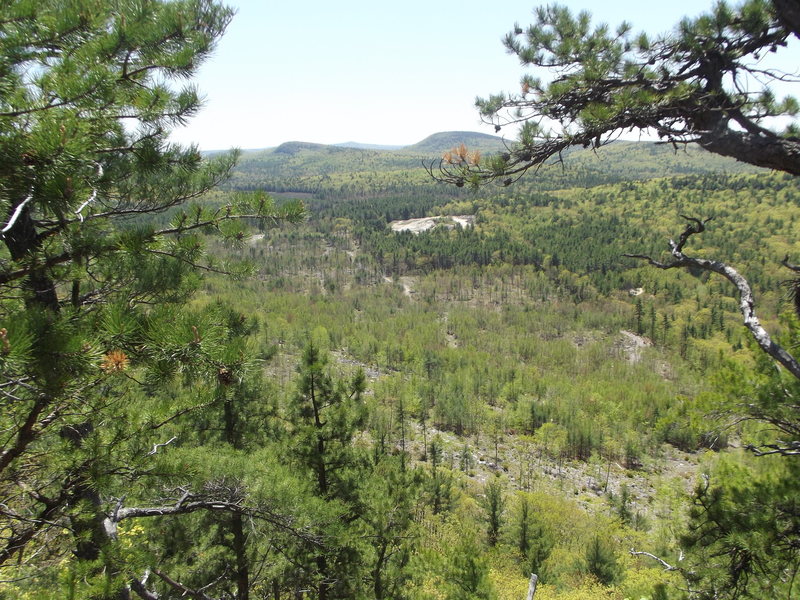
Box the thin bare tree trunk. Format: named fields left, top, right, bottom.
left=526, top=573, right=538, bottom=600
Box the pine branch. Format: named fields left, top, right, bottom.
left=432, top=2, right=800, bottom=187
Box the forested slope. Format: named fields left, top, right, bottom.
left=227, top=136, right=759, bottom=199
left=4, top=0, right=798, bottom=597
left=186, top=141, right=798, bottom=599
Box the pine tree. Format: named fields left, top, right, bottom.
left=286, top=343, right=367, bottom=600
left=512, top=493, right=553, bottom=580
left=482, top=477, right=506, bottom=547
left=585, top=535, right=619, bottom=586
left=0, top=1, right=302, bottom=597
left=430, top=0, right=799, bottom=187
left=635, top=298, right=645, bottom=335
left=445, top=535, right=496, bottom=600
left=359, top=457, right=422, bottom=600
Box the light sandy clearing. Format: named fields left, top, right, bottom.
left=389, top=215, right=475, bottom=234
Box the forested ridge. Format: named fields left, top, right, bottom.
left=227, top=137, right=759, bottom=198
left=2, top=1, right=799, bottom=599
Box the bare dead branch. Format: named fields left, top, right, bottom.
left=145, top=437, right=177, bottom=457
left=128, top=572, right=160, bottom=600
left=781, top=255, right=800, bottom=273
left=745, top=441, right=800, bottom=456
left=674, top=216, right=713, bottom=252
left=74, top=163, right=104, bottom=222
left=102, top=489, right=322, bottom=547
left=625, top=219, right=800, bottom=380
left=630, top=548, right=679, bottom=571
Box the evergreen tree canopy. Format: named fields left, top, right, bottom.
left=0, top=0, right=302, bottom=311
left=0, top=1, right=302, bottom=596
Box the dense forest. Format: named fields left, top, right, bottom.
left=2, top=1, right=799, bottom=600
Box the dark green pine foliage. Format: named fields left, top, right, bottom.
left=290, top=343, right=366, bottom=502
left=287, top=343, right=367, bottom=600
left=0, top=0, right=302, bottom=597
left=635, top=298, right=644, bottom=335
left=162, top=304, right=270, bottom=600
left=482, top=477, right=506, bottom=547
left=513, top=493, right=553, bottom=581
left=431, top=0, right=799, bottom=187
left=678, top=353, right=800, bottom=599
left=680, top=457, right=800, bottom=600
left=445, top=535, right=496, bottom=600
left=585, top=535, right=619, bottom=586
left=359, top=456, right=423, bottom=600
left=427, top=434, right=454, bottom=515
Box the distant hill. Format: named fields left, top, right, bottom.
left=226, top=132, right=760, bottom=198
left=335, top=141, right=405, bottom=151
left=274, top=141, right=349, bottom=155
left=400, top=131, right=506, bottom=155
left=532, top=140, right=761, bottom=185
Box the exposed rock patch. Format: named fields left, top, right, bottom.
left=617, top=330, right=652, bottom=364
left=389, top=215, right=475, bottom=234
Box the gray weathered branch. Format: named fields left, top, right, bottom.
left=127, top=569, right=160, bottom=600
left=630, top=549, right=679, bottom=571
left=526, top=573, right=538, bottom=600
left=745, top=440, right=800, bottom=456
left=625, top=217, right=800, bottom=381
left=102, top=488, right=321, bottom=546
left=152, top=568, right=222, bottom=600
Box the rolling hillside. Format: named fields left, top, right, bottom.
left=227, top=132, right=759, bottom=197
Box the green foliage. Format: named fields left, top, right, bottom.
left=681, top=452, right=800, bottom=599
left=511, top=493, right=554, bottom=580
left=584, top=536, right=619, bottom=586
left=482, top=477, right=506, bottom=547
left=198, top=150, right=800, bottom=597
left=288, top=342, right=367, bottom=500
left=445, top=534, right=497, bottom=600
left=0, top=1, right=306, bottom=597
left=677, top=344, right=800, bottom=599
left=359, top=457, right=423, bottom=600
left=5, top=2, right=800, bottom=599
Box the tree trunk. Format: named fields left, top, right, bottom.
left=773, top=0, right=800, bottom=40
left=526, top=574, right=538, bottom=600
left=231, top=514, right=250, bottom=600
left=3, top=206, right=60, bottom=311
left=316, top=554, right=329, bottom=600
left=373, top=543, right=387, bottom=600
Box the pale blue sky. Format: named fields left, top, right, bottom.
left=169, top=0, right=798, bottom=150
